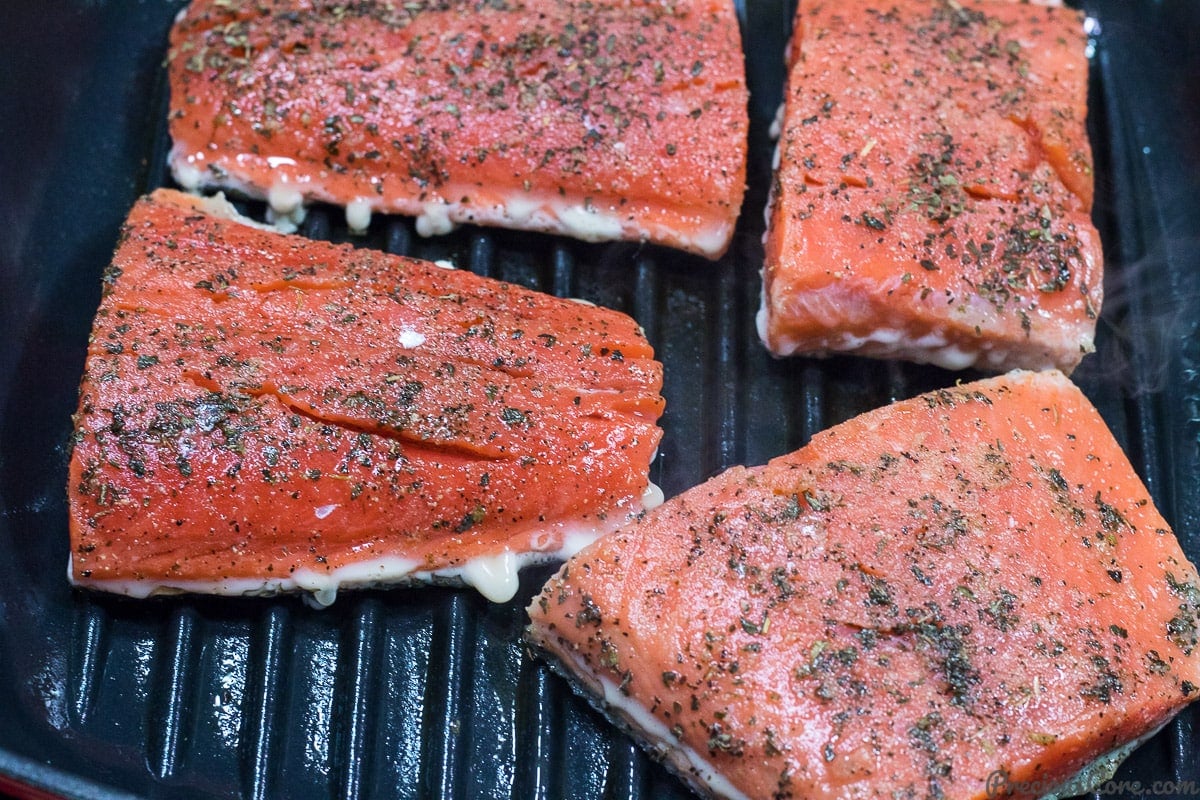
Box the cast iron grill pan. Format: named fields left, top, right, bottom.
left=0, top=0, right=1198, bottom=798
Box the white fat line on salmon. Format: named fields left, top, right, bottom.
left=170, top=139, right=734, bottom=256
left=543, top=644, right=751, bottom=800
left=70, top=482, right=661, bottom=605
left=171, top=146, right=309, bottom=233
left=757, top=294, right=1082, bottom=372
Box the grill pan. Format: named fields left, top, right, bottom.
left=1, top=0, right=1199, bottom=798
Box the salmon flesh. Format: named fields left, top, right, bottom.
left=760, top=0, right=1102, bottom=371
left=528, top=370, right=1199, bottom=799
left=167, top=0, right=749, bottom=258
left=68, top=189, right=664, bottom=604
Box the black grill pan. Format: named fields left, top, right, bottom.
left=1, top=1, right=1198, bottom=798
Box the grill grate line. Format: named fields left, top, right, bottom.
left=1168, top=712, right=1195, bottom=784
left=239, top=605, right=290, bottom=800
left=1128, top=388, right=1167, bottom=507
left=712, top=263, right=740, bottom=472
left=147, top=608, right=197, bottom=780
left=885, top=361, right=909, bottom=405
left=67, top=603, right=108, bottom=727
left=145, top=609, right=199, bottom=777
left=798, top=362, right=826, bottom=447
left=301, top=207, right=334, bottom=243
left=144, top=65, right=175, bottom=194
left=333, top=600, right=382, bottom=800
left=631, top=256, right=666, bottom=494
left=513, top=653, right=558, bottom=800
left=420, top=593, right=472, bottom=800
left=601, top=739, right=642, bottom=800
left=469, top=232, right=497, bottom=280
left=385, top=218, right=414, bottom=257
left=632, top=257, right=659, bottom=347
left=551, top=244, right=575, bottom=298
left=1092, top=48, right=1145, bottom=268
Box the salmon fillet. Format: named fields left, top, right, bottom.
left=759, top=0, right=1102, bottom=371
left=166, top=0, right=749, bottom=258
left=68, top=188, right=664, bottom=604
left=527, top=370, right=1200, bottom=799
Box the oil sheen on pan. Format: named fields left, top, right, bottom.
left=67, top=189, right=665, bottom=605
left=166, top=0, right=750, bottom=258
left=760, top=0, right=1102, bottom=372
left=529, top=370, right=1200, bottom=800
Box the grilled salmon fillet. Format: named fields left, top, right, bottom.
left=166, top=0, right=749, bottom=258
left=528, top=370, right=1200, bottom=799
left=760, top=0, right=1102, bottom=371
left=68, top=189, right=664, bottom=604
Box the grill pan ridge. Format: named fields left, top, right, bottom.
left=1, top=0, right=1199, bottom=798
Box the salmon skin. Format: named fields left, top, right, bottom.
left=167, top=0, right=749, bottom=259
left=68, top=188, right=664, bottom=605
left=528, top=371, right=1200, bottom=800
left=760, top=0, right=1102, bottom=372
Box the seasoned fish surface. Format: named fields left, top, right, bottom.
left=528, top=371, right=1200, bottom=799
left=68, top=189, right=664, bottom=604
left=168, top=0, right=749, bottom=258
left=760, top=0, right=1102, bottom=371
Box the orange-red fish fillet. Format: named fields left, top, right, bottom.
left=528, top=370, right=1199, bottom=799
left=68, top=189, right=664, bottom=604
left=167, top=0, right=749, bottom=258
left=760, top=0, right=1102, bottom=371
